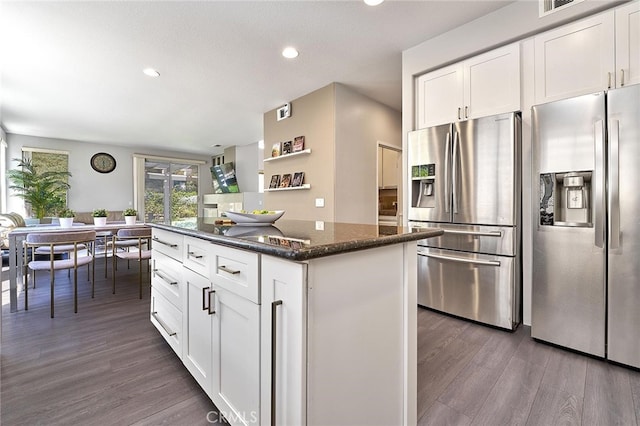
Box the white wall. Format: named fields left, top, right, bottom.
left=402, top=0, right=625, bottom=326
left=6, top=133, right=213, bottom=215
left=235, top=142, right=261, bottom=193
left=334, top=83, right=402, bottom=225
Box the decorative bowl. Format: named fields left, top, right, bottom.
left=223, top=210, right=285, bottom=226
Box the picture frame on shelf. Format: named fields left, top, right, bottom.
left=293, top=136, right=305, bottom=152
left=271, top=142, right=281, bottom=157
left=269, top=174, right=281, bottom=189
left=280, top=173, right=292, bottom=188
left=292, top=171, right=304, bottom=187
left=282, top=140, right=293, bottom=155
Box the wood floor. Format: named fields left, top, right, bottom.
left=2, top=260, right=640, bottom=425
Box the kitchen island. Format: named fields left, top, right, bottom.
left=149, top=219, right=442, bottom=426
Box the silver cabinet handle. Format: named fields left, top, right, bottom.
left=594, top=120, right=605, bottom=249
left=218, top=265, right=240, bottom=275
left=443, top=229, right=503, bottom=237
left=151, top=312, right=177, bottom=336
left=464, top=106, right=468, bottom=118
left=608, top=72, right=612, bottom=89
left=208, top=289, right=216, bottom=315
left=452, top=131, right=460, bottom=214
left=608, top=119, right=620, bottom=249
left=271, top=300, right=283, bottom=426
left=152, top=237, right=178, bottom=248
left=419, top=251, right=500, bottom=267
left=620, top=69, right=625, bottom=86
left=188, top=251, right=204, bottom=259
left=153, top=269, right=177, bottom=285
left=444, top=132, right=451, bottom=213
left=457, top=107, right=461, bottom=120
left=202, top=286, right=210, bottom=311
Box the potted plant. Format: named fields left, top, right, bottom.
left=7, top=158, right=71, bottom=222
left=123, top=208, right=137, bottom=225
left=92, top=209, right=108, bottom=226
left=58, top=207, right=75, bottom=228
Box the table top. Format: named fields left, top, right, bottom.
left=8, top=222, right=149, bottom=237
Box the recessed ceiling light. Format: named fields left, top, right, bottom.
left=364, top=0, right=384, bottom=5
left=282, top=47, right=299, bottom=59
left=143, top=68, right=160, bottom=77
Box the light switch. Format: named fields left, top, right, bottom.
left=315, top=198, right=325, bottom=208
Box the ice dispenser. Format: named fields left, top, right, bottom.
left=411, top=164, right=436, bottom=209
left=539, top=171, right=592, bottom=227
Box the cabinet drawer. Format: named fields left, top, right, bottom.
left=151, top=288, right=182, bottom=358
left=152, top=228, right=184, bottom=261
left=152, top=250, right=183, bottom=310
left=211, top=245, right=259, bottom=303
left=183, top=236, right=211, bottom=279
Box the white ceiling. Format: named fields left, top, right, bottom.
left=0, top=0, right=511, bottom=155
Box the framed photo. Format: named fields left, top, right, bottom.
left=271, top=142, right=281, bottom=158
left=292, top=171, right=304, bottom=187
left=269, top=174, right=281, bottom=189
left=280, top=173, right=292, bottom=188
left=293, top=136, right=305, bottom=152
left=282, top=140, right=293, bottom=155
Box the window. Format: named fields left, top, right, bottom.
left=133, top=155, right=204, bottom=228
left=18, top=147, right=70, bottom=218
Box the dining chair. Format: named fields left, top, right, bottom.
left=112, top=228, right=151, bottom=299
left=23, top=230, right=96, bottom=318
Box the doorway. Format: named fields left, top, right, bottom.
left=377, top=143, right=402, bottom=226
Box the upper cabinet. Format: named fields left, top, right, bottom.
left=616, top=1, right=640, bottom=88
left=416, top=43, right=521, bottom=128
left=534, top=1, right=639, bottom=104
left=379, top=147, right=400, bottom=189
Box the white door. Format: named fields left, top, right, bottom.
left=615, top=1, right=640, bottom=88
left=211, top=286, right=260, bottom=426
left=534, top=12, right=615, bottom=103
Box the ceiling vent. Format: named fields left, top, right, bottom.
left=539, top=0, right=584, bottom=17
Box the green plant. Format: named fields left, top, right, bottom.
left=7, top=158, right=71, bottom=219
left=92, top=209, right=108, bottom=217
left=123, top=208, right=137, bottom=216
left=58, top=208, right=75, bottom=218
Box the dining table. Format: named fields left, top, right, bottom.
left=7, top=222, right=150, bottom=312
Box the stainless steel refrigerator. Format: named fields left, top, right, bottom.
left=408, top=112, right=521, bottom=330
left=532, top=85, right=640, bottom=368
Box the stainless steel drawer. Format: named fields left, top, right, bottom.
left=410, top=222, right=517, bottom=256
left=417, top=247, right=519, bottom=330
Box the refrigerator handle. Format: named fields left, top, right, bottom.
left=444, top=132, right=451, bottom=213
left=452, top=131, right=459, bottom=214
left=609, top=119, right=620, bottom=249
left=594, top=119, right=605, bottom=249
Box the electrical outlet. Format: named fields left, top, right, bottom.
left=315, top=198, right=325, bottom=208
left=315, top=221, right=325, bottom=231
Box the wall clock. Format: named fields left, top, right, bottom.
left=90, top=152, right=117, bottom=173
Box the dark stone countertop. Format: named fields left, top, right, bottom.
left=150, top=219, right=443, bottom=261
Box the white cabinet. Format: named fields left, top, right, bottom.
left=615, top=1, right=640, bottom=88
left=380, top=147, right=400, bottom=189
left=534, top=12, right=615, bottom=103
left=416, top=43, right=520, bottom=128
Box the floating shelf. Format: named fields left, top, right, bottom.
left=264, top=184, right=311, bottom=192
left=263, top=149, right=312, bottom=163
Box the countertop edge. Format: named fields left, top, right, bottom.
left=149, top=223, right=443, bottom=261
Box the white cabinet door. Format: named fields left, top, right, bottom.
left=616, top=1, right=640, bottom=88
left=211, top=287, right=260, bottom=426
left=182, top=266, right=213, bottom=396
left=416, top=63, right=463, bottom=128
left=381, top=147, right=399, bottom=189
left=377, top=146, right=383, bottom=188
left=534, top=12, right=615, bottom=103
left=260, top=256, right=307, bottom=426
left=464, top=43, right=521, bottom=119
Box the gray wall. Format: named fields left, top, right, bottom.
left=6, top=133, right=213, bottom=215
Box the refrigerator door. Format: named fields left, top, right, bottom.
left=417, top=247, right=518, bottom=330
left=408, top=124, right=452, bottom=222
left=607, top=85, right=640, bottom=368
left=410, top=222, right=517, bottom=257
left=453, top=112, right=520, bottom=226
left=531, top=92, right=606, bottom=357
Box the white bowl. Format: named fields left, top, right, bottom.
left=223, top=210, right=285, bottom=226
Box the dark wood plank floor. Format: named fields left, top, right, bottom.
left=2, top=260, right=640, bottom=425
